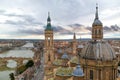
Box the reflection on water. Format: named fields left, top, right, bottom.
left=23, top=60, right=28, bottom=64
left=7, top=60, right=17, bottom=68
left=22, top=42, right=34, bottom=48
left=0, top=70, right=14, bottom=80
left=0, top=43, right=34, bottom=58
left=0, top=49, right=34, bottom=58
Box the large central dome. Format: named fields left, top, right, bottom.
left=81, top=41, right=116, bottom=61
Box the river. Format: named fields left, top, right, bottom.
left=0, top=42, right=34, bottom=80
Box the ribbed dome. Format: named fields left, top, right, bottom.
left=53, top=59, right=62, bottom=66
left=72, top=65, right=84, bottom=77
left=81, top=41, right=116, bottom=61
left=56, top=67, right=73, bottom=76
left=78, top=44, right=84, bottom=48
left=61, top=52, right=69, bottom=59
left=70, top=56, right=79, bottom=64
left=92, top=19, right=102, bottom=26
left=57, top=48, right=62, bottom=54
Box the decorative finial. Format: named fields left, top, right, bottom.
left=95, top=3, right=99, bottom=19
left=48, top=12, right=50, bottom=17
left=46, top=12, right=52, bottom=30
left=47, top=11, right=51, bottom=22
left=96, top=3, right=98, bottom=8
left=73, top=32, right=76, bottom=40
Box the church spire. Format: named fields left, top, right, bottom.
left=95, top=3, right=99, bottom=20
left=92, top=4, right=103, bottom=41
left=46, top=12, right=52, bottom=30
left=73, top=32, right=76, bottom=40
left=73, top=32, right=77, bottom=55
left=47, top=12, right=51, bottom=22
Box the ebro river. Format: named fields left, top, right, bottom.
left=0, top=43, right=34, bottom=80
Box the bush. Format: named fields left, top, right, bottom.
left=118, top=61, right=120, bottom=66
left=16, top=60, right=34, bottom=75
left=9, top=73, right=15, bottom=80
left=17, top=65, right=27, bottom=74
left=25, top=60, right=34, bottom=68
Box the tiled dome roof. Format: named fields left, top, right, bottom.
left=56, top=67, right=73, bottom=76
left=72, top=65, right=84, bottom=77
left=57, top=48, right=62, bottom=54
left=61, top=52, right=69, bottom=59
left=81, top=41, right=116, bottom=61
left=70, top=56, right=79, bottom=64
left=78, top=44, right=84, bottom=48
left=53, top=59, right=63, bottom=66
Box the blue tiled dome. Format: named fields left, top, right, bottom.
left=61, top=52, right=69, bottom=59
left=72, top=65, right=84, bottom=77
left=57, top=48, right=62, bottom=54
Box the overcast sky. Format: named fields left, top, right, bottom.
left=0, top=0, right=120, bottom=39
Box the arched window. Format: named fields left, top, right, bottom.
left=95, top=30, right=97, bottom=35
left=99, top=29, right=101, bottom=34
left=90, top=70, right=93, bottom=80
left=48, top=37, right=50, bottom=46
left=97, top=29, right=99, bottom=34
left=99, top=69, right=101, bottom=80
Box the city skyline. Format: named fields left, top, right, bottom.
left=0, top=0, right=120, bottom=39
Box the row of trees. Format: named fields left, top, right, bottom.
left=9, top=60, right=34, bottom=80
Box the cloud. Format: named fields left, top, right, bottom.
left=17, top=23, right=120, bottom=37
left=18, top=28, right=44, bottom=35
left=0, top=9, right=42, bottom=26
left=0, top=0, right=120, bottom=39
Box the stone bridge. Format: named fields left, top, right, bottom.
left=0, top=57, right=32, bottom=66
left=14, top=47, right=33, bottom=50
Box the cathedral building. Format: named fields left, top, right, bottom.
left=44, top=5, right=118, bottom=80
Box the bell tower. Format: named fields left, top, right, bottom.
left=44, top=12, right=54, bottom=80
left=92, top=4, right=103, bottom=41
left=44, top=12, right=54, bottom=64
left=72, top=33, right=77, bottom=55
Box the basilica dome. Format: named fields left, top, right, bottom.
left=81, top=41, right=116, bottom=61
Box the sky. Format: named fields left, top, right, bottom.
left=0, top=0, right=120, bottom=39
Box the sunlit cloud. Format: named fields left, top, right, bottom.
left=0, top=0, right=119, bottom=39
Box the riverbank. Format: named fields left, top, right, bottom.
left=0, top=64, right=14, bottom=71
left=0, top=47, right=12, bottom=53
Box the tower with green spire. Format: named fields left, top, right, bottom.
left=44, top=12, right=54, bottom=80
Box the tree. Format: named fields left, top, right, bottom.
left=17, top=65, right=27, bottom=74
left=25, top=60, right=34, bottom=68
left=9, top=73, right=15, bottom=80
left=118, top=61, right=120, bottom=66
